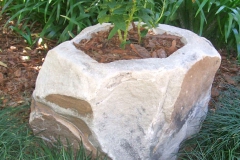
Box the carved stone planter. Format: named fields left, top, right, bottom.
left=29, top=23, right=221, bottom=160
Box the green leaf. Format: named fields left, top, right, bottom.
left=9, top=26, right=33, bottom=46
left=106, top=2, right=119, bottom=9
left=195, top=0, right=208, bottom=17
left=207, top=0, right=214, bottom=12
left=44, top=0, right=51, bottom=23
left=108, top=26, right=119, bottom=40
left=232, top=29, right=240, bottom=61
left=224, top=13, right=233, bottom=42
left=97, top=10, right=110, bottom=23
left=138, top=8, right=154, bottom=27
left=230, top=8, right=240, bottom=28
left=140, top=29, right=148, bottom=38
left=195, top=0, right=208, bottom=22
left=0, top=0, right=14, bottom=15
left=215, top=5, right=226, bottom=14
left=110, top=15, right=126, bottom=31
left=60, top=15, right=79, bottom=26
left=113, top=7, right=126, bottom=15
left=120, top=40, right=130, bottom=49
left=163, top=11, right=171, bottom=16
left=168, top=0, right=184, bottom=22
left=68, top=31, right=75, bottom=39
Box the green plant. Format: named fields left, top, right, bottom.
left=196, top=0, right=240, bottom=62
left=97, top=0, right=160, bottom=48
left=9, top=26, right=34, bottom=46
left=158, top=0, right=240, bottom=61
left=178, top=83, right=240, bottom=159
left=0, top=0, right=99, bottom=44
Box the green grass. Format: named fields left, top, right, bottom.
left=0, top=103, right=105, bottom=160
left=178, top=83, right=240, bottom=160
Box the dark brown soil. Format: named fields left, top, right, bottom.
left=73, top=26, right=185, bottom=63
left=0, top=12, right=239, bottom=109
left=0, top=13, right=57, bottom=107
left=209, top=50, right=240, bottom=110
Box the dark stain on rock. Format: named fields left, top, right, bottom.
left=171, top=57, right=220, bottom=129
left=120, top=139, right=141, bottom=160
left=29, top=99, right=108, bottom=159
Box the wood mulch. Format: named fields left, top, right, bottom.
left=0, top=14, right=57, bottom=108
left=0, top=13, right=239, bottom=109
left=73, top=25, right=184, bottom=63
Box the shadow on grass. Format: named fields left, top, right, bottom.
left=178, top=84, right=240, bottom=160
left=0, top=103, right=106, bottom=160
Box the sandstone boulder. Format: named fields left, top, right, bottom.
left=29, top=23, right=221, bottom=160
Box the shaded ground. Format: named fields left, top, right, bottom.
left=0, top=14, right=239, bottom=109
left=210, top=50, right=240, bottom=110
left=0, top=15, right=57, bottom=107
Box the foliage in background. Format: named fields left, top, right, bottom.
left=178, top=83, right=240, bottom=159
left=1, top=0, right=240, bottom=60
left=0, top=0, right=99, bottom=44
left=0, top=103, right=106, bottom=160
left=156, top=0, right=240, bottom=61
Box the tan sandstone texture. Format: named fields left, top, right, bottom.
left=29, top=23, right=221, bottom=160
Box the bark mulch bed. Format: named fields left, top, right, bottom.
left=0, top=14, right=239, bottom=110
left=74, top=25, right=184, bottom=63
left=0, top=14, right=57, bottom=107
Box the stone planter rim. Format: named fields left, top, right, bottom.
left=67, top=23, right=219, bottom=69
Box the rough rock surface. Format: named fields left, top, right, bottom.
left=29, top=23, right=221, bottom=160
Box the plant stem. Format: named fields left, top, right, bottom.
left=156, top=0, right=166, bottom=24
left=138, top=20, right=142, bottom=44
left=117, top=30, right=123, bottom=42
left=122, top=0, right=137, bottom=48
